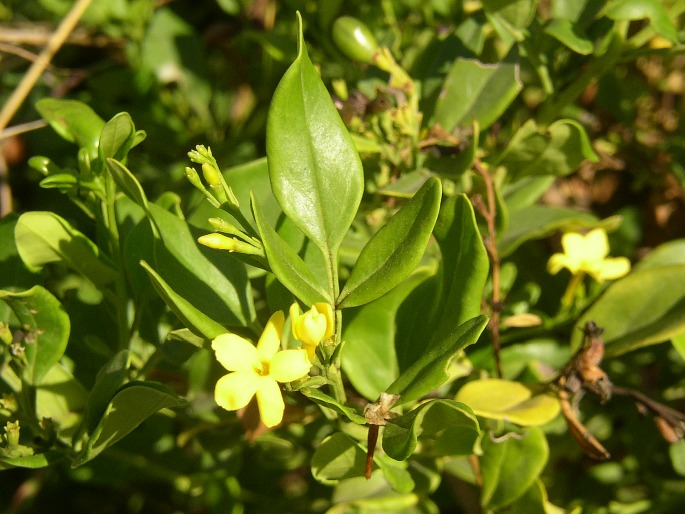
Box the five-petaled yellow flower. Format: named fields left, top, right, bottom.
left=547, top=228, right=630, bottom=282
left=212, top=311, right=311, bottom=428
left=290, top=302, right=335, bottom=360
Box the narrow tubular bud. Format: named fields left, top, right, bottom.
left=202, top=163, right=222, bottom=187
left=198, top=233, right=264, bottom=256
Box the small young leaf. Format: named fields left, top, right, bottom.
left=0, top=286, right=70, bottom=385
left=337, top=177, right=442, bottom=309
left=386, top=315, right=488, bottom=406
left=35, top=98, right=105, bottom=161
left=266, top=13, right=364, bottom=256
left=73, top=381, right=186, bottom=467
left=99, top=112, right=136, bottom=165
left=383, top=399, right=481, bottom=461
left=480, top=427, right=549, bottom=509
left=106, top=158, right=149, bottom=209
left=15, top=211, right=118, bottom=287
left=300, top=387, right=367, bottom=424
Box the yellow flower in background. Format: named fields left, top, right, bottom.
left=290, top=302, right=335, bottom=359
left=212, top=311, right=311, bottom=428
left=547, top=228, right=630, bottom=283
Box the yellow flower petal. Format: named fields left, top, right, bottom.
left=257, top=311, right=285, bottom=361
left=313, top=303, right=335, bottom=339
left=256, top=377, right=284, bottom=427
left=590, top=256, right=631, bottom=282
left=560, top=232, right=587, bottom=264
left=212, top=334, right=260, bottom=372
left=583, top=229, right=610, bottom=260
left=214, top=371, right=261, bottom=411
left=547, top=253, right=575, bottom=275
left=269, top=349, right=311, bottom=383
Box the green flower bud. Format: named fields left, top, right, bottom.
left=332, top=16, right=379, bottom=64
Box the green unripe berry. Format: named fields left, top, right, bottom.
left=332, top=16, right=379, bottom=64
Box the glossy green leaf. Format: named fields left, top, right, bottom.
left=140, top=261, right=226, bottom=339
left=509, top=480, right=549, bottom=514
left=148, top=203, right=255, bottom=328
left=480, top=427, right=549, bottom=509
left=431, top=194, right=489, bottom=341
left=497, top=205, right=601, bottom=257
left=15, top=211, right=118, bottom=287
left=455, top=379, right=560, bottom=426
left=106, top=158, right=149, bottom=209
left=573, top=265, right=685, bottom=356
left=503, top=176, right=556, bottom=211
left=266, top=13, right=363, bottom=256
left=632, top=239, right=685, bottom=271
left=0, top=214, right=38, bottom=291
left=337, top=177, right=442, bottom=309
left=497, top=120, right=598, bottom=181
left=73, top=381, right=186, bottom=467
left=251, top=194, right=331, bottom=306
left=383, top=399, right=480, bottom=461
left=99, top=112, right=136, bottom=165
left=431, top=52, right=522, bottom=132
left=35, top=362, right=88, bottom=428
left=342, top=268, right=434, bottom=401
left=544, top=19, right=593, bottom=55
left=605, top=0, right=678, bottom=41
left=0, top=286, right=70, bottom=385
left=386, top=315, right=488, bottom=406
left=300, top=387, right=367, bottom=424
left=311, top=432, right=367, bottom=484
left=35, top=98, right=105, bottom=161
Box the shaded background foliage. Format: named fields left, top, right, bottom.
left=2, top=0, right=685, bottom=513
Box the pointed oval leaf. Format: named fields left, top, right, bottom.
left=15, top=212, right=118, bottom=287
left=311, top=432, right=367, bottom=484
left=0, top=286, right=70, bottom=385
left=106, top=158, right=149, bottom=209
left=140, top=260, right=226, bottom=339
left=266, top=13, right=363, bottom=254
left=386, top=315, right=488, bottom=406
left=252, top=194, right=331, bottom=305
left=337, top=177, right=442, bottom=309
left=300, top=387, right=366, bottom=424
left=573, top=265, right=685, bottom=356
left=480, top=427, right=549, bottom=509
left=455, top=379, right=560, bottom=426
left=73, top=381, right=186, bottom=467
left=99, top=112, right=136, bottom=164
left=383, top=399, right=481, bottom=461
left=36, top=98, right=105, bottom=161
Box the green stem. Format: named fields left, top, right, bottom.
left=325, top=247, right=347, bottom=405
left=561, top=271, right=585, bottom=308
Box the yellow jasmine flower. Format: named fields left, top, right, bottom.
left=547, top=228, right=630, bottom=282
left=211, top=311, right=311, bottom=428
left=289, top=302, right=335, bottom=359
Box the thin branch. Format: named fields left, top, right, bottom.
left=0, top=0, right=94, bottom=132
left=472, top=158, right=503, bottom=378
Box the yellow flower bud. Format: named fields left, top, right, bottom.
left=290, top=302, right=334, bottom=350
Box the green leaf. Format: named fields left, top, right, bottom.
left=0, top=286, right=70, bottom=385
left=482, top=0, right=536, bottom=29
left=0, top=451, right=65, bottom=470
left=455, top=379, right=560, bottom=426
left=633, top=239, right=685, bottom=271
left=497, top=205, right=601, bottom=257
left=480, top=427, right=549, bottom=509
left=497, top=120, right=598, bottom=181
left=35, top=98, right=105, bottom=161
left=73, top=381, right=186, bottom=467
left=431, top=51, right=522, bottom=132
left=140, top=261, right=226, bottom=339
left=383, top=399, right=481, bottom=461
left=266, top=13, right=364, bottom=256
left=432, top=194, right=489, bottom=340
left=251, top=194, right=331, bottom=305
left=79, top=350, right=130, bottom=437
left=386, top=315, right=488, bottom=406
left=106, top=158, right=149, bottom=209
left=605, top=0, right=678, bottom=41
left=99, top=112, right=137, bottom=165
left=573, top=265, right=685, bottom=357
left=311, top=432, right=367, bottom=484
left=502, top=176, right=556, bottom=212
left=148, top=203, right=255, bottom=327
left=342, top=268, right=434, bottom=401
left=15, top=211, right=118, bottom=287
left=337, top=177, right=442, bottom=309
left=544, top=19, right=594, bottom=55
left=300, top=387, right=367, bottom=424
